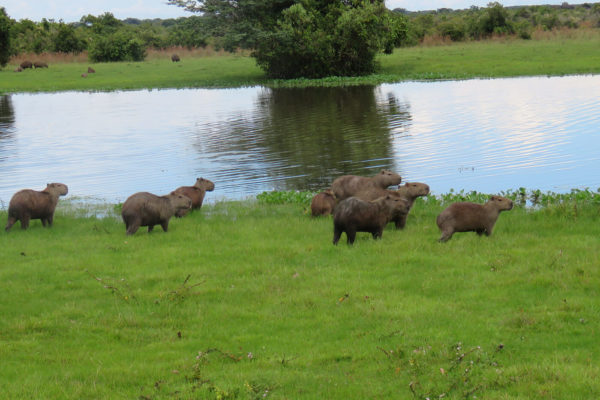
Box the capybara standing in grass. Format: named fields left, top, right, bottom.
left=311, top=189, right=336, bottom=217
left=20, top=61, right=33, bottom=69
left=333, top=195, right=409, bottom=245
left=174, top=177, right=215, bottom=217
left=33, top=61, right=48, bottom=68
left=331, top=170, right=401, bottom=202
left=171, top=54, right=180, bottom=62
left=87, top=67, right=95, bottom=73
left=5, top=183, right=68, bottom=231
left=121, top=192, right=192, bottom=235
left=436, top=195, right=514, bottom=242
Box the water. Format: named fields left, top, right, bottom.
left=0, top=75, right=599, bottom=206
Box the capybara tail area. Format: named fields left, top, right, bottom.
left=5, top=217, right=17, bottom=232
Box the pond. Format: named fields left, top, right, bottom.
left=1, top=75, right=599, bottom=206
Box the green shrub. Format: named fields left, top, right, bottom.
left=0, top=8, right=11, bottom=68
left=88, top=31, right=146, bottom=62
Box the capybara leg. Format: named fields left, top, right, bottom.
left=438, top=229, right=453, bottom=242
left=346, top=229, right=357, bottom=245
left=476, top=229, right=485, bottom=236
left=5, top=217, right=17, bottom=232
left=161, top=221, right=169, bottom=232
left=372, top=229, right=383, bottom=240
left=47, top=215, right=54, bottom=226
left=394, top=215, right=407, bottom=229
left=148, top=225, right=154, bottom=232
left=20, top=215, right=30, bottom=230
left=333, top=226, right=343, bottom=245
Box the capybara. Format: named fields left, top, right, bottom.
left=333, top=195, right=409, bottom=245
left=121, top=191, right=192, bottom=235
left=81, top=73, right=88, bottom=78
left=14, top=67, right=23, bottom=72
left=87, top=67, right=96, bottom=73
left=33, top=61, right=48, bottom=68
left=20, top=61, right=33, bottom=69
left=174, top=177, right=215, bottom=217
left=331, top=170, right=401, bottom=202
left=171, top=54, right=180, bottom=62
left=5, top=183, right=69, bottom=231
left=436, top=195, right=514, bottom=242
left=311, top=189, right=336, bottom=217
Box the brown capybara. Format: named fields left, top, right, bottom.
left=87, top=67, right=96, bottom=73
left=33, top=61, right=48, bottom=68
left=171, top=54, right=180, bottom=62
left=20, top=60, right=33, bottom=69
left=311, top=189, right=336, bottom=217
left=436, top=195, right=514, bottom=242
left=174, top=177, right=215, bottom=217
left=121, top=191, right=192, bottom=235
left=333, top=195, right=409, bottom=245
left=14, top=67, right=23, bottom=72
left=354, top=181, right=430, bottom=229
left=81, top=73, right=88, bottom=78
left=5, top=183, right=69, bottom=231
left=331, top=170, right=401, bottom=202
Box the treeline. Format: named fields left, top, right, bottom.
left=3, top=11, right=209, bottom=62
left=396, top=1, right=600, bottom=43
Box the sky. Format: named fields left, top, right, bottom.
left=0, top=0, right=573, bottom=22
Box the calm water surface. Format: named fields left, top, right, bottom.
left=0, top=75, right=599, bottom=206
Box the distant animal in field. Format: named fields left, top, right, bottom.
left=87, top=67, right=95, bottom=73
left=311, top=189, right=336, bottom=217
left=81, top=73, right=88, bottom=78
left=5, top=183, right=69, bottom=232
left=174, top=177, right=215, bottom=217
left=121, top=191, right=192, bottom=235
left=331, top=170, right=401, bottom=202
left=14, top=67, right=23, bottom=72
left=20, top=60, right=33, bottom=69
left=354, top=181, right=430, bottom=229
left=332, top=195, right=409, bottom=245
left=33, top=61, right=48, bottom=68
left=436, top=195, right=514, bottom=242
left=171, top=54, right=180, bottom=62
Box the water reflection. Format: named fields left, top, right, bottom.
left=0, top=75, right=599, bottom=205
left=191, top=86, right=410, bottom=194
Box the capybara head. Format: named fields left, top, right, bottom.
left=169, top=191, right=192, bottom=213
left=374, top=194, right=409, bottom=217
left=194, top=178, right=215, bottom=192
left=400, top=182, right=430, bottom=198
left=488, top=195, right=513, bottom=211
left=45, top=183, right=69, bottom=196
left=322, top=189, right=335, bottom=198
left=376, top=170, right=402, bottom=187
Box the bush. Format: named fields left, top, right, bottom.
left=88, top=32, right=146, bottom=62
left=53, top=23, right=87, bottom=53
left=0, top=8, right=11, bottom=68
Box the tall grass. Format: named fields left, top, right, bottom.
left=1, top=190, right=599, bottom=399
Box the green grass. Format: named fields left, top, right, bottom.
left=2, top=34, right=600, bottom=93
left=1, top=191, right=599, bottom=399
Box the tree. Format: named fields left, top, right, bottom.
left=53, top=23, right=87, bottom=53
left=167, top=0, right=407, bottom=79
left=0, top=7, right=12, bottom=68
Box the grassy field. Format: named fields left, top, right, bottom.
left=1, top=191, right=599, bottom=399
left=2, top=33, right=600, bottom=93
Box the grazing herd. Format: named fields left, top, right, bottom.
left=4, top=171, right=513, bottom=243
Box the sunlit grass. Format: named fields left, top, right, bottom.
left=2, top=32, right=600, bottom=93
left=1, top=190, right=599, bottom=399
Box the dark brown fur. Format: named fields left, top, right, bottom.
left=20, top=61, right=33, bottom=69
left=436, top=195, right=514, bottom=242
left=333, top=195, right=409, bottom=245
left=33, top=61, right=48, bottom=68
left=171, top=54, right=180, bottom=62
left=5, top=183, right=68, bottom=231
left=354, top=182, right=430, bottom=229
left=87, top=67, right=96, bottom=73
left=173, top=177, right=215, bottom=217
left=311, top=189, right=336, bottom=217
left=331, top=170, right=401, bottom=202
left=121, top=191, right=192, bottom=235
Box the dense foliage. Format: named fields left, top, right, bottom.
left=0, top=8, right=11, bottom=67
left=167, top=0, right=408, bottom=78
left=397, top=1, right=600, bottom=44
